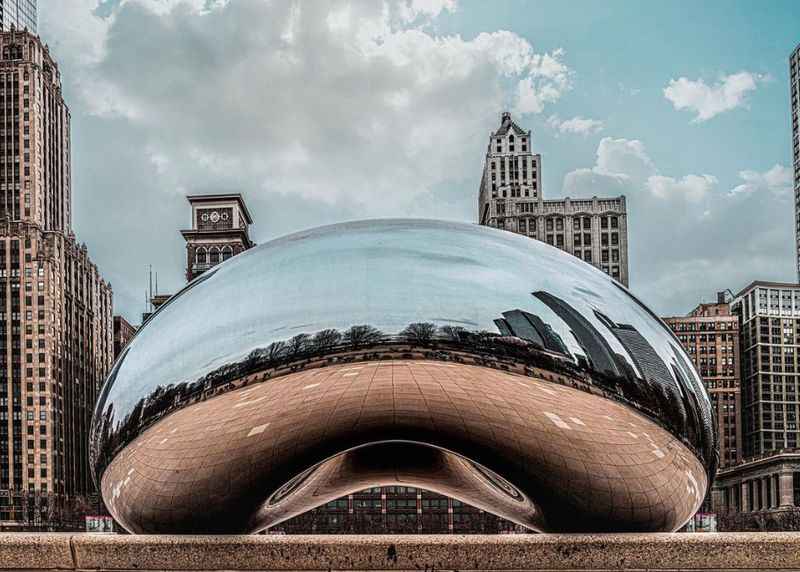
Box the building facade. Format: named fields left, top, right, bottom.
left=0, top=30, right=113, bottom=530
left=181, top=194, right=254, bottom=282
left=664, top=294, right=742, bottom=469
left=792, top=44, right=800, bottom=280
left=0, top=1, right=36, bottom=34
left=730, top=282, right=800, bottom=459
left=112, top=316, right=135, bottom=360
left=275, top=486, right=521, bottom=534
left=714, top=451, right=800, bottom=530
left=478, top=112, right=629, bottom=286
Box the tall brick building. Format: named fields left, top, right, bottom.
left=477, top=112, right=629, bottom=286
left=664, top=294, right=742, bottom=469
left=0, top=30, right=113, bottom=530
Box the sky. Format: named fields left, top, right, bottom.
left=39, top=0, right=800, bottom=324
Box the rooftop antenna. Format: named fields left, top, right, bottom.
left=148, top=265, right=153, bottom=312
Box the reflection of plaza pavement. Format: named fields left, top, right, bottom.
left=102, top=360, right=705, bottom=534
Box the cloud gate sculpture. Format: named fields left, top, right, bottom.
left=91, top=219, right=717, bottom=534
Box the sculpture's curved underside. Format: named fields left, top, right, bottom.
left=91, top=220, right=717, bottom=534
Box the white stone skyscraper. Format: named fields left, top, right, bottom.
left=478, top=112, right=630, bottom=286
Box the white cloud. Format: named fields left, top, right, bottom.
left=547, top=115, right=603, bottom=136
left=730, top=164, right=793, bottom=196
left=594, top=137, right=655, bottom=180
left=663, top=71, right=766, bottom=122
left=397, top=0, right=456, bottom=22
left=514, top=50, right=571, bottom=114
left=41, top=0, right=575, bottom=320
left=646, top=174, right=717, bottom=202
left=562, top=137, right=794, bottom=314
left=54, top=0, right=574, bottom=210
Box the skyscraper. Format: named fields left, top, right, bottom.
left=730, top=282, right=800, bottom=457
left=0, top=30, right=113, bottom=530
left=791, top=44, right=800, bottom=279
left=477, top=112, right=630, bottom=286
left=0, top=1, right=36, bottom=34
left=664, top=294, right=742, bottom=469
left=712, top=283, right=800, bottom=522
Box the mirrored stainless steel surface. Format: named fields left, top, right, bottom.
left=90, top=219, right=717, bottom=533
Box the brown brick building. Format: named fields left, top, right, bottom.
left=664, top=293, right=742, bottom=469
left=112, top=316, right=135, bottom=360
left=0, top=30, right=113, bottom=530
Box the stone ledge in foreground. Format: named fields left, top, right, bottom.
left=2, top=533, right=800, bottom=571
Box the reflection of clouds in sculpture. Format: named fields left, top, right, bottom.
left=91, top=219, right=716, bottom=534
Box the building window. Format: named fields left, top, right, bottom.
left=222, top=246, right=233, bottom=261
left=195, top=247, right=207, bottom=265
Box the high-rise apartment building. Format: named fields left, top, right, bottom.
left=712, top=282, right=800, bottom=525
left=0, top=1, right=36, bottom=34
left=478, top=112, right=629, bottom=286
left=181, top=194, right=254, bottom=282
left=730, top=282, right=800, bottom=458
left=791, top=44, right=800, bottom=280
left=0, top=30, right=113, bottom=530
left=664, top=293, right=742, bottom=469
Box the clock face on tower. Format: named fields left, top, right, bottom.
left=197, top=208, right=233, bottom=230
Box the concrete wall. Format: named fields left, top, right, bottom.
left=2, top=533, right=800, bottom=571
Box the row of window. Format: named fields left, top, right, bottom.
left=194, top=245, right=234, bottom=265
left=494, top=133, right=527, bottom=153
left=510, top=214, right=620, bottom=231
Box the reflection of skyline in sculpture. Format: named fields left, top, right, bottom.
left=494, top=309, right=572, bottom=358
left=533, top=291, right=622, bottom=379
left=90, top=219, right=716, bottom=535
left=531, top=290, right=714, bottom=465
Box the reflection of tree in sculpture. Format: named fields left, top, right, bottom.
left=94, top=314, right=711, bottom=479
left=343, top=325, right=384, bottom=348
left=92, top=320, right=592, bottom=472
left=400, top=322, right=437, bottom=343
left=312, top=329, right=342, bottom=351
left=287, top=334, right=311, bottom=359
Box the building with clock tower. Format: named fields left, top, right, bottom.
left=181, top=194, right=255, bottom=282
